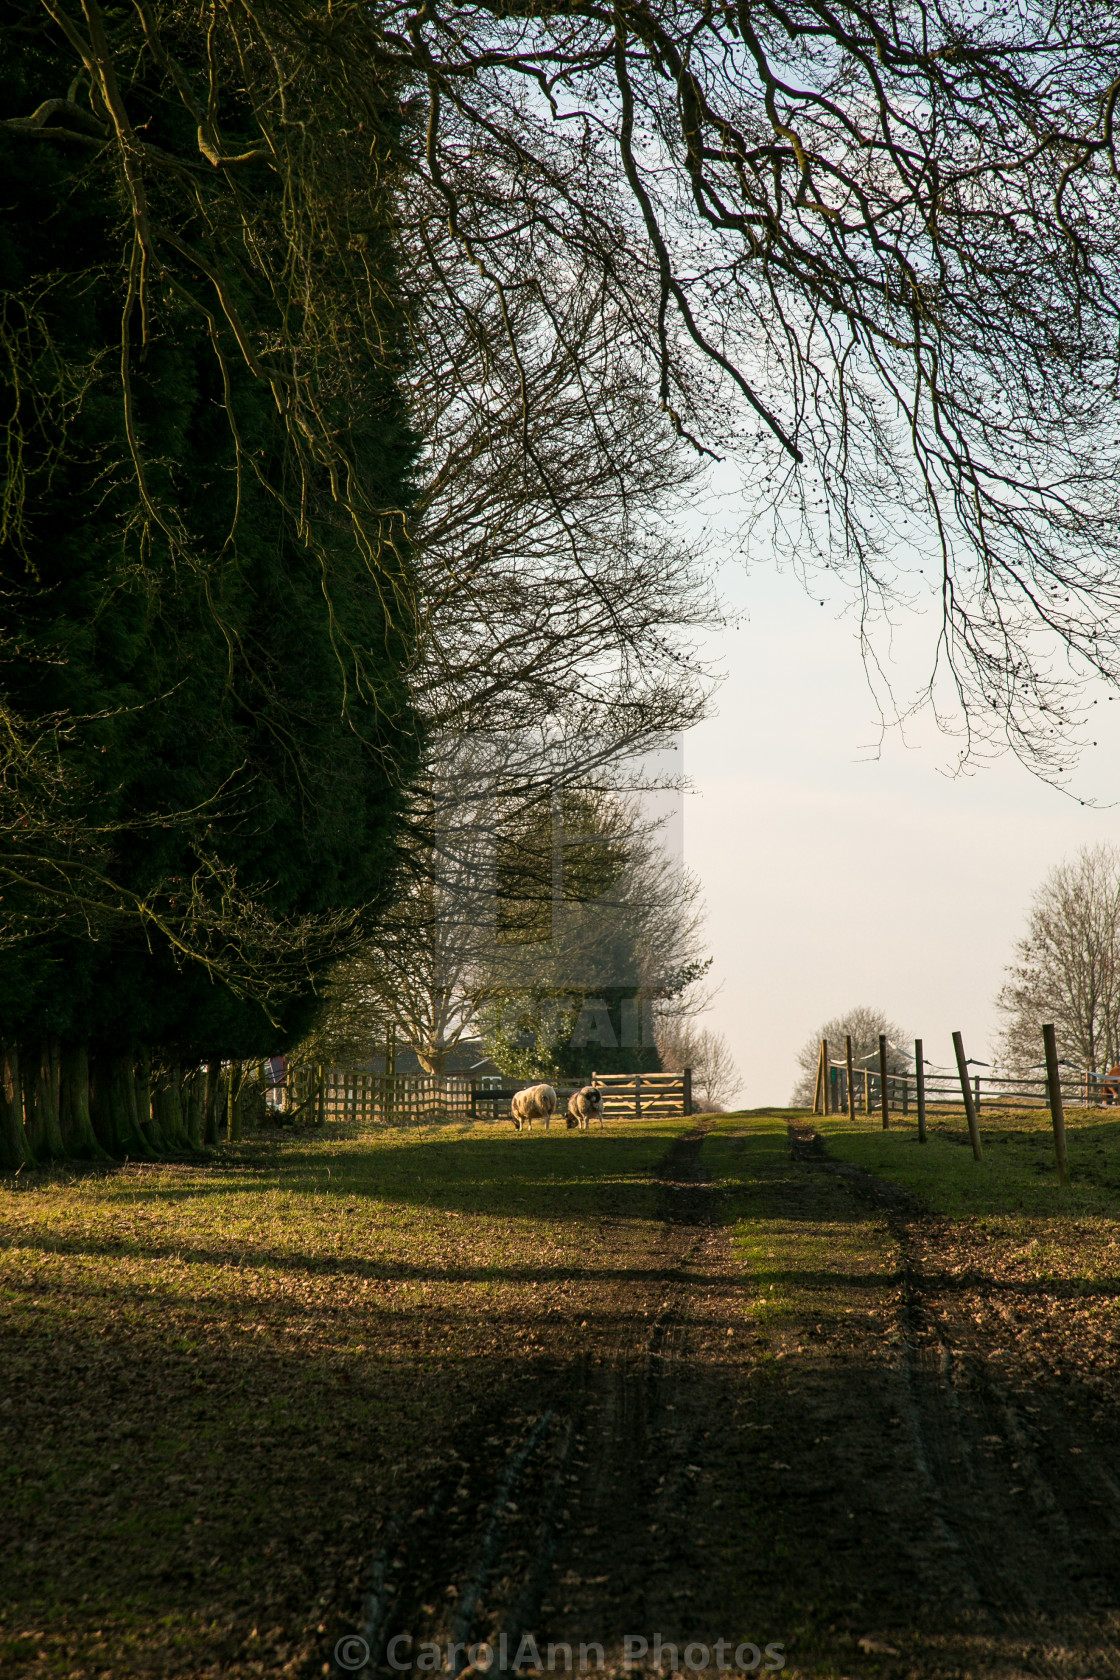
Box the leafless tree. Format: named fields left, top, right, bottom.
left=297, top=819, right=503, bottom=1073
left=996, top=844, right=1120, bottom=1078
left=472, top=789, right=711, bottom=1077
left=791, top=1006, right=909, bottom=1106
left=656, top=1019, right=739, bottom=1111
left=400, top=257, right=721, bottom=893
left=370, top=0, right=1120, bottom=780
left=305, top=783, right=711, bottom=1077
left=12, top=0, right=1120, bottom=787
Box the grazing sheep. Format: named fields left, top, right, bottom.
left=511, top=1083, right=557, bottom=1131
left=567, top=1085, right=604, bottom=1130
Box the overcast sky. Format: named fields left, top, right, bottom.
left=683, top=552, right=1120, bottom=1108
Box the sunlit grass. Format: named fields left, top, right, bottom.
left=815, top=1105, right=1120, bottom=1220
left=0, top=1115, right=694, bottom=1679
left=704, top=1111, right=896, bottom=1332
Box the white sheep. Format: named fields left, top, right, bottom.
left=566, top=1085, right=604, bottom=1130
left=510, top=1083, right=557, bottom=1131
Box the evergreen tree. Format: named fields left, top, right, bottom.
left=0, top=6, right=419, bottom=1159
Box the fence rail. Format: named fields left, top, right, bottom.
left=282, top=1066, right=694, bottom=1124
left=590, top=1069, right=693, bottom=1117
left=810, top=1023, right=1097, bottom=1182
left=287, top=1067, right=474, bottom=1125
left=815, top=1062, right=1113, bottom=1116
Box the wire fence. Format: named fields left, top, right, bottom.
left=810, top=1024, right=1078, bottom=1179
left=816, top=1062, right=1115, bottom=1116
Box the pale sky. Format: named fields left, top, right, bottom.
left=683, top=556, right=1120, bottom=1108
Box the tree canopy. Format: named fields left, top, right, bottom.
left=355, top=0, right=1120, bottom=779
left=0, top=4, right=421, bottom=1157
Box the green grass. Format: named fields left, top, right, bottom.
left=0, top=1115, right=695, bottom=1680
left=703, top=1110, right=897, bottom=1330
left=814, top=1104, right=1120, bottom=1219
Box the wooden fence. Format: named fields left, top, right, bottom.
left=590, top=1069, right=693, bottom=1118
left=283, top=1066, right=694, bottom=1124
left=287, top=1066, right=474, bottom=1125
left=813, top=1051, right=1109, bottom=1117
left=810, top=1025, right=1083, bottom=1179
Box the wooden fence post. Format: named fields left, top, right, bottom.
left=915, top=1038, right=927, bottom=1144
left=952, top=1032, right=982, bottom=1161
left=1042, top=1023, right=1070, bottom=1185
left=683, top=1067, right=692, bottom=1117
left=878, top=1035, right=890, bottom=1130
left=813, top=1040, right=825, bottom=1114
left=846, top=1036, right=856, bottom=1122
left=821, top=1039, right=829, bottom=1117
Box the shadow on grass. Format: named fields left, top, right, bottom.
left=5, top=1264, right=1120, bottom=1680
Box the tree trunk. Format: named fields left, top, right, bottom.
left=119, top=1055, right=151, bottom=1158
left=89, top=1055, right=116, bottom=1151
left=60, top=1043, right=105, bottom=1159
left=22, top=1043, right=47, bottom=1159
left=0, top=1046, right=29, bottom=1168
left=203, top=1062, right=220, bottom=1145
left=47, top=1040, right=64, bottom=1154
left=205, top=1062, right=228, bottom=1144
left=136, top=1048, right=160, bottom=1152
left=184, top=1069, right=204, bottom=1149
left=228, top=1062, right=243, bottom=1141
left=27, top=1039, right=66, bottom=1159
left=89, top=1054, right=143, bottom=1158
left=157, top=1065, right=188, bottom=1150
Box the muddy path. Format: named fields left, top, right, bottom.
left=347, top=1125, right=750, bottom=1678
left=341, top=1118, right=1120, bottom=1680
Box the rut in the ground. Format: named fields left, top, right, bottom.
left=343, top=1125, right=741, bottom=1679
left=787, top=1118, right=1120, bottom=1675
left=338, top=1122, right=1120, bottom=1680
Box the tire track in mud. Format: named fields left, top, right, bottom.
left=336, top=1118, right=1120, bottom=1680
left=337, top=1127, right=738, bottom=1680
left=790, top=1120, right=1120, bottom=1672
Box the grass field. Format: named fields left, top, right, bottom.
left=4, top=1108, right=1120, bottom=1680
left=0, top=1118, right=694, bottom=1679
left=817, top=1102, right=1120, bottom=1218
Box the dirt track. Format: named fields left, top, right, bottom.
left=347, top=1121, right=1120, bottom=1680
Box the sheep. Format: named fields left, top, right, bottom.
left=511, top=1083, right=557, bottom=1131
left=566, top=1085, right=604, bottom=1130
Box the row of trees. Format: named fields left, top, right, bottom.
left=1, top=9, right=422, bottom=1160
left=0, top=1, right=718, bottom=1156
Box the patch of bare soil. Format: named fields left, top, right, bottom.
left=771, top=1119, right=1120, bottom=1678
left=347, top=1126, right=759, bottom=1679
left=355, top=1121, right=1120, bottom=1680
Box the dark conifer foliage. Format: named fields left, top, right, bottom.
left=0, top=6, right=420, bottom=1159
